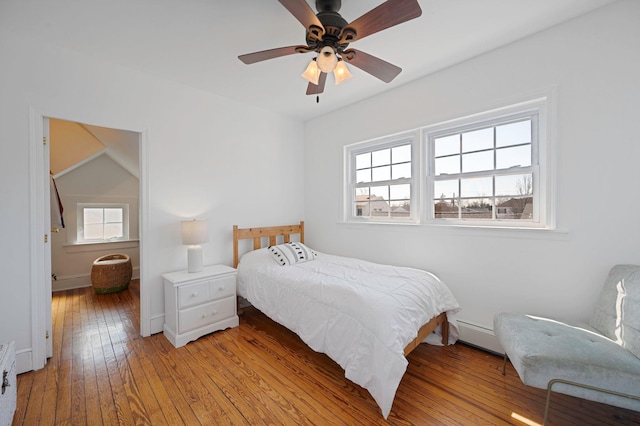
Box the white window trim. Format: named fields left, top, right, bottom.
left=343, top=96, right=556, bottom=231
left=76, top=203, right=130, bottom=243
left=344, top=131, right=419, bottom=224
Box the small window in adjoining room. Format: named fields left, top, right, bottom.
left=428, top=110, right=541, bottom=225
left=346, top=133, right=417, bottom=223
left=77, top=203, right=129, bottom=243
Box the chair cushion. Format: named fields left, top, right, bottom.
left=494, top=313, right=640, bottom=411
left=589, top=264, right=640, bottom=359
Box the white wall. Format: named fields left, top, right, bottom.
left=303, top=1, right=640, bottom=351
left=0, top=28, right=304, bottom=371
left=52, top=154, right=141, bottom=291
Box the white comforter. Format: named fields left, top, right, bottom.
left=237, top=249, right=460, bottom=418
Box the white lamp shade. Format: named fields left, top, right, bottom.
left=301, top=59, right=320, bottom=85
left=317, top=46, right=338, bottom=73
left=333, top=60, right=352, bottom=85
left=181, top=219, right=209, bottom=245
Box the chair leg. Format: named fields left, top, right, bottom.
left=502, top=353, right=508, bottom=375
left=544, top=378, right=640, bottom=426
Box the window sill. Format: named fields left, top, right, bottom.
left=338, top=221, right=569, bottom=240
left=63, top=239, right=139, bottom=253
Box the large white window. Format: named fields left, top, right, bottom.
left=344, top=99, right=551, bottom=228
left=77, top=203, right=130, bottom=243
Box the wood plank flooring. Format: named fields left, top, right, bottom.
left=13, top=282, right=640, bottom=425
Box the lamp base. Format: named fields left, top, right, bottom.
left=187, top=245, right=203, bottom=273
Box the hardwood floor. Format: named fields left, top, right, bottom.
left=13, top=283, right=640, bottom=425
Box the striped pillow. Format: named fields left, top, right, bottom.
left=268, top=242, right=317, bottom=266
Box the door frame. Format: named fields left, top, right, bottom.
left=28, top=106, right=150, bottom=370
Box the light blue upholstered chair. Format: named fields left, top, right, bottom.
left=494, top=264, right=640, bottom=425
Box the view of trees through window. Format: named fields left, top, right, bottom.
left=432, top=118, right=534, bottom=221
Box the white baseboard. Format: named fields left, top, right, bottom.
left=15, top=348, right=33, bottom=375
left=52, top=267, right=140, bottom=292
left=456, top=319, right=504, bottom=354
left=150, top=314, right=165, bottom=335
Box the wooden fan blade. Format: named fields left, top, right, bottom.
left=278, top=0, right=323, bottom=30
left=238, top=46, right=308, bottom=64
left=306, top=72, right=327, bottom=95
left=340, top=0, right=422, bottom=43
left=342, top=49, right=401, bottom=83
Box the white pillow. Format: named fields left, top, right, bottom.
left=268, top=242, right=317, bottom=266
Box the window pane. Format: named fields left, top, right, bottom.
left=372, top=148, right=390, bottom=167
left=496, top=197, right=532, bottom=220
left=461, top=176, right=492, bottom=198
left=104, top=223, right=123, bottom=239
left=497, top=120, right=531, bottom=147
left=434, top=134, right=459, bottom=157
left=104, top=208, right=122, bottom=223
left=496, top=145, right=531, bottom=169
left=434, top=179, right=458, bottom=200
left=462, top=128, right=493, bottom=153
left=435, top=155, right=460, bottom=175
left=390, top=201, right=410, bottom=217
left=434, top=199, right=458, bottom=218
left=372, top=165, right=390, bottom=181
left=392, top=145, right=411, bottom=163
left=354, top=188, right=370, bottom=216
left=370, top=186, right=389, bottom=200
left=495, top=174, right=533, bottom=197
left=461, top=198, right=493, bottom=219
left=356, top=169, right=371, bottom=183
left=84, top=208, right=103, bottom=225
left=84, top=223, right=103, bottom=240
left=392, top=162, right=411, bottom=179
left=390, top=184, right=410, bottom=200
left=462, top=151, right=493, bottom=173
left=356, top=152, right=371, bottom=169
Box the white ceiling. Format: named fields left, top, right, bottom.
left=1, top=0, right=617, bottom=121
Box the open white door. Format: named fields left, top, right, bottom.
left=43, top=117, right=53, bottom=358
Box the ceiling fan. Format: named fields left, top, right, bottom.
left=238, top=0, right=422, bottom=96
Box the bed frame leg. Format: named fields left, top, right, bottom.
left=441, top=314, right=449, bottom=345
left=502, top=354, right=508, bottom=375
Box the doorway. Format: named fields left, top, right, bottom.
left=29, top=109, right=149, bottom=371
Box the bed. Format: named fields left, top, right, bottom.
left=233, top=221, right=460, bottom=418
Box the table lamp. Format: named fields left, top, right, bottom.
left=181, top=219, right=209, bottom=273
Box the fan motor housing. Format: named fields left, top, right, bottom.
left=307, top=0, right=350, bottom=53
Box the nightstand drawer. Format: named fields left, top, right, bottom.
left=210, top=275, right=235, bottom=300
left=178, top=296, right=236, bottom=334
left=177, top=281, right=210, bottom=309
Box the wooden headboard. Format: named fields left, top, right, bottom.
left=232, top=221, right=304, bottom=268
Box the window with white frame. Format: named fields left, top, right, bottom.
left=428, top=111, right=539, bottom=224
left=344, top=98, right=550, bottom=228
left=77, top=203, right=129, bottom=242
left=346, top=133, right=416, bottom=222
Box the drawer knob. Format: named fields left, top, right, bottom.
left=201, top=313, right=208, bottom=318
left=212, top=310, right=218, bottom=315
left=191, top=292, right=198, bottom=297
left=218, top=286, right=224, bottom=291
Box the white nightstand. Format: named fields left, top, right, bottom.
left=163, top=265, right=239, bottom=348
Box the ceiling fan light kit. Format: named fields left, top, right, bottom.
left=301, top=58, right=321, bottom=85
left=239, top=0, right=422, bottom=96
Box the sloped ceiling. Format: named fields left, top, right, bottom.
left=50, top=119, right=139, bottom=179
left=0, top=0, right=618, bottom=121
